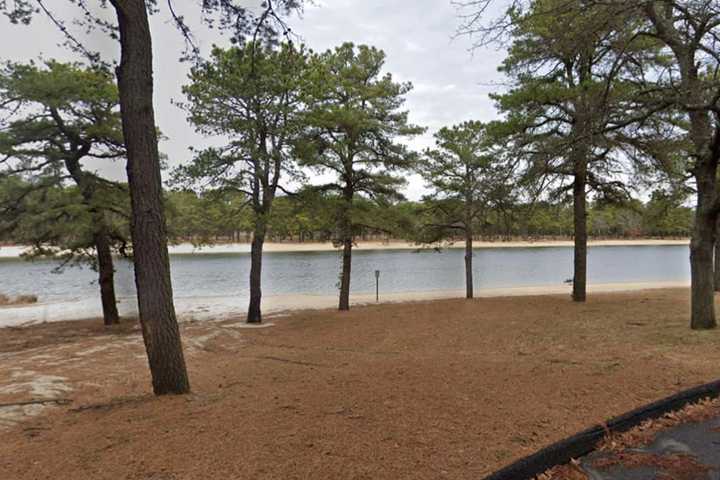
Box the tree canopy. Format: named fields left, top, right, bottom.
left=0, top=60, right=129, bottom=324
left=297, top=42, right=424, bottom=310
left=175, top=41, right=309, bottom=323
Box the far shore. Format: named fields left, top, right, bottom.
left=0, top=238, right=690, bottom=258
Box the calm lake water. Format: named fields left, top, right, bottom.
left=0, top=245, right=690, bottom=304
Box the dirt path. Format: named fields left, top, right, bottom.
left=0, top=289, right=718, bottom=480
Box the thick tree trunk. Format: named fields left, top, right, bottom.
left=465, top=230, right=474, bottom=299
left=690, top=167, right=717, bottom=330
left=247, top=227, right=265, bottom=324
left=570, top=60, right=592, bottom=304
left=687, top=97, right=718, bottom=328
left=691, top=216, right=716, bottom=329
left=94, top=228, right=120, bottom=326
left=572, top=166, right=588, bottom=303
left=111, top=0, right=190, bottom=395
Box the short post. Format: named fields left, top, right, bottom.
left=375, top=270, right=380, bottom=302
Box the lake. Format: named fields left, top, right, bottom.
left=0, top=245, right=690, bottom=306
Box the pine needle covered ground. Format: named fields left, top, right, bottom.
left=1, top=288, right=718, bottom=479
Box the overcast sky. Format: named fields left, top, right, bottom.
left=0, top=1, right=507, bottom=200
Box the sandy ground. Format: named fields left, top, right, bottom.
left=0, top=288, right=718, bottom=480
left=0, top=238, right=691, bottom=257
left=0, top=281, right=690, bottom=327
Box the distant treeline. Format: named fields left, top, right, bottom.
left=0, top=179, right=692, bottom=249
left=161, top=189, right=693, bottom=245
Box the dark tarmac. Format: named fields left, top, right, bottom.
left=578, top=416, right=720, bottom=479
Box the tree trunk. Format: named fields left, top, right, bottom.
left=686, top=94, right=718, bottom=328
left=94, top=228, right=120, bottom=326
left=247, top=226, right=265, bottom=324
left=62, top=157, right=121, bottom=327
left=570, top=57, right=593, bottom=304
left=715, top=220, right=720, bottom=292
left=572, top=166, right=588, bottom=303
left=465, top=230, right=474, bottom=299
left=690, top=167, right=717, bottom=330
left=338, top=188, right=353, bottom=311
left=691, top=217, right=716, bottom=329
left=111, top=0, right=190, bottom=395
left=339, top=236, right=352, bottom=311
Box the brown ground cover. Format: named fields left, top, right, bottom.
left=0, top=288, right=718, bottom=480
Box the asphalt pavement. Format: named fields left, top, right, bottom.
left=578, top=416, right=720, bottom=479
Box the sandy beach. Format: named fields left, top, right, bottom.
left=0, top=238, right=691, bottom=258
left=0, top=280, right=690, bottom=328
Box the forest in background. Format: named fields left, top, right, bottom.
left=0, top=180, right=693, bottom=248
left=164, top=190, right=695, bottom=244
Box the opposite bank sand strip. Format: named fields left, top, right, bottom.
left=0, top=239, right=691, bottom=257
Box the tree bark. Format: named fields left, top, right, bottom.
left=687, top=93, right=719, bottom=329
left=685, top=91, right=718, bottom=329
left=338, top=188, right=353, bottom=311
left=110, top=0, right=190, bottom=395
left=572, top=159, right=588, bottom=303
left=465, top=230, right=474, bottom=299
left=339, top=236, right=352, bottom=310
left=715, top=220, right=720, bottom=292
left=247, top=226, right=265, bottom=324
left=570, top=55, right=593, bottom=304
left=691, top=216, right=716, bottom=329
left=94, top=227, right=120, bottom=326
left=690, top=165, right=718, bottom=330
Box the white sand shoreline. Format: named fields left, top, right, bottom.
left=0, top=281, right=689, bottom=328
left=0, top=239, right=690, bottom=258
